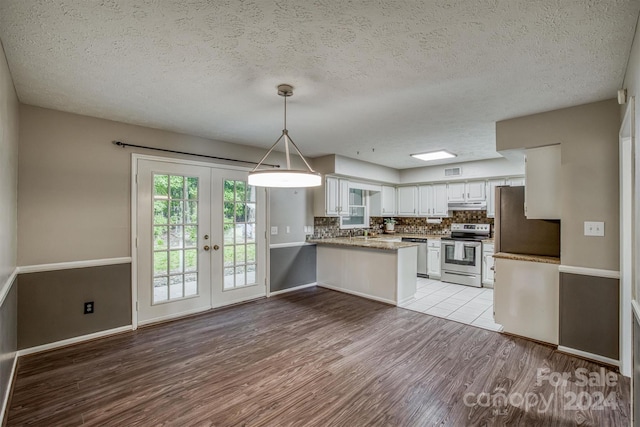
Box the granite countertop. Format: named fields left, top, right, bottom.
left=493, top=252, right=560, bottom=265
left=308, top=237, right=419, bottom=251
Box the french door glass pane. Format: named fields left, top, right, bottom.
left=152, top=173, right=199, bottom=304
left=223, top=179, right=258, bottom=290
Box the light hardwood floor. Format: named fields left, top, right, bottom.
left=6, top=287, right=630, bottom=426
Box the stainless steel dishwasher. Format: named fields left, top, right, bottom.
left=401, top=237, right=428, bottom=277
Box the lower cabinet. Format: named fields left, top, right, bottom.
left=494, top=258, right=559, bottom=345
left=427, top=240, right=441, bottom=279
left=482, top=242, right=494, bottom=287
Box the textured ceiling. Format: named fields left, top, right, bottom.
left=0, top=1, right=638, bottom=169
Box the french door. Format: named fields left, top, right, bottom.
left=135, top=158, right=266, bottom=326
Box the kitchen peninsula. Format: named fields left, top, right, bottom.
left=309, top=237, right=418, bottom=306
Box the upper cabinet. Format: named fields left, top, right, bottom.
left=466, top=181, right=486, bottom=201
left=419, top=184, right=448, bottom=217
left=508, top=177, right=525, bottom=187
left=486, top=179, right=506, bottom=218
left=447, top=181, right=486, bottom=203
left=447, top=182, right=466, bottom=202
left=525, top=145, right=561, bottom=219
left=370, top=185, right=397, bottom=216
left=397, top=186, right=418, bottom=216
left=316, top=176, right=350, bottom=217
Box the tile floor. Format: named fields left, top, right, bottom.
left=400, top=277, right=503, bottom=332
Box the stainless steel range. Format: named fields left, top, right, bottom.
left=440, top=223, right=490, bottom=287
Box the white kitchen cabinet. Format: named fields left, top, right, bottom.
left=433, top=184, right=449, bottom=216
left=447, top=182, right=466, bottom=202
left=324, top=176, right=349, bottom=216
left=418, top=185, right=433, bottom=216
left=508, top=177, right=525, bottom=187
left=427, top=239, right=441, bottom=279
left=397, top=186, right=418, bottom=216
left=381, top=185, right=396, bottom=216
left=486, top=179, right=506, bottom=218
left=418, top=184, right=449, bottom=217
left=525, top=145, right=561, bottom=219
left=466, top=181, right=486, bottom=201
left=448, top=181, right=486, bottom=203
left=482, top=242, right=495, bottom=287
left=370, top=185, right=397, bottom=217
left=493, top=257, right=559, bottom=345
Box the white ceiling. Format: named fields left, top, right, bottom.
left=0, top=1, right=638, bottom=169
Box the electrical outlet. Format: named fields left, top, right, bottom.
left=584, top=221, right=605, bottom=237
left=84, top=301, right=94, bottom=314
left=270, top=226, right=278, bottom=235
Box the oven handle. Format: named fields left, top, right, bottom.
left=441, top=241, right=481, bottom=248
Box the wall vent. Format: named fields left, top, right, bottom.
left=444, top=167, right=462, bottom=177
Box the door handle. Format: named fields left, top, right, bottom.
left=204, top=245, right=210, bottom=251
left=213, top=245, right=220, bottom=251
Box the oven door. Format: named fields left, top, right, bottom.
left=441, top=241, right=481, bottom=274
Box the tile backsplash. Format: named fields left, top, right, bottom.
left=311, top=211, right=494, bottom=239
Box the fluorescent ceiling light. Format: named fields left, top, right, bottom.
left=411, top=150, right=457, bottom=162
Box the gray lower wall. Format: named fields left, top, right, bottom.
left=559, top=272, right=619, bottom=360
left=0, top=279, right=17, bottom=415
left=270, top=245, right=316, bottom=293
left=18, top=263, right=131, bottom=349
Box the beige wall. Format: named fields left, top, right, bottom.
left=0, top=41, right=19, bottom=284
left=18, top=105, right=299, bottom=265
left=496, top=99, right=620, bottom=271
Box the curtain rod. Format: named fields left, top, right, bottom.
left=112, top=141, right=280, bottom=168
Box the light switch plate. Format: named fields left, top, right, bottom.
left=286, top=226, right=290, bottom=234
left=270, top=226, right=278, bottom=235
left=584, top=221, right=605, bottom=237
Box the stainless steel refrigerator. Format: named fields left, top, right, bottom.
left=494, top=186, right=560, bottom=256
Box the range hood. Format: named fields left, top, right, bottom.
left=447, top=202, right=487, bottom=211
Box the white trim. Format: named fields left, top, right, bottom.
left=632, top=300, right=640, bottom=325
left=317, top=283, right=396, bottom=306
left=265, top=188, right=271, bottom=298
left=18, top=258, right=132, bottom=274
left=557, top=345, right=620, bottom=368
left=0, top=352, right=17, bottom=425
left=558, top=265, right=620, bottom=279
left=17, top=325, right=133, bottom=357
left=269, top=283, right=317, bottom=296
left=0, top=268, right=18, bottom=307
left=137, top=305, right=212, bottom=327
left=131, top=154, right=138, bottom=330
left=269, top=242, right=316, bottom=249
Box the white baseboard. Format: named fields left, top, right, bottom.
left=17, top=325, right=133, bottom=357
left=0, top=352, right=18, bottom=424
left=317, top=283, right=396, bottom=306
left=269, top=283, right=316, bottom=296
left=557, top=345, right=620, bottom=368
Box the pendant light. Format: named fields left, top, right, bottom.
left=248, top=84, right=322, bottom=188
